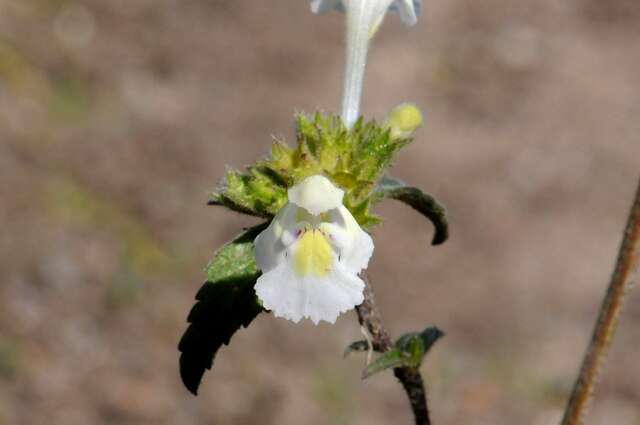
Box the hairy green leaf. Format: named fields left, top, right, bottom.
left=178, top=223, right=267, bottom=395
left=394, top=327, right=445, bottom=369
left=360, top=327, right=444, bottom=379
left=373, top=175, right=449, bottom=245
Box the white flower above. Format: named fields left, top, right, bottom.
left=254, top=175, right=374, bottom=324
left=310, top=0, right=421, bottom=26
left=309, top=0, right=421, bottom=128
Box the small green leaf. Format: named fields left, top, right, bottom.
left=395, top=327, right=445, bottom=369
left=344, top=340, right=370, bottom=357
left=418, top=327, right=445, bottom=353
left=393, top=334, right=425, bottom=369
left=360, top=327, right=444, bottom=379
left=362, top=349, right=406, bottom=379
left=204, top=223, right=267, bottom=282
left=373, top=175, right=449, bottom=245
left=178, top=223, right=268, bottom=395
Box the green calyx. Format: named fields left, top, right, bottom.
left=210, top=113, right=412, bottom=229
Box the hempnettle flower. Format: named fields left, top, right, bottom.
left=310, top=0, right=421, bottom=26
left=177, top=0, right=444, bottom=399
left=310, top=0, right=421, bottom=127
left=254, top=175, right=374, bottom=324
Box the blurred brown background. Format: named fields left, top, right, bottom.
left=1, top=0, right=639, bottom=424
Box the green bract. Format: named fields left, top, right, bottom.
left=210, top=113, right=412, bottom=228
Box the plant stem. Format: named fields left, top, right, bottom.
left=561, top=178, right=640, bottom=425
left=356, top=276, right=432, bottom=425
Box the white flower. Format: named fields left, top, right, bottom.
left=310, top=0, right=421, bottom=128
left=254, top=175, right=374, bottom=324
left=310, top=0, right=421, bottom=26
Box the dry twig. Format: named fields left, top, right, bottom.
left=561, top=178, right=640, bottom=425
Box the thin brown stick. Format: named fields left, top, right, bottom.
left=356, top=277, right=431, bottom=425
left=561, top=178, right=640, bottom=425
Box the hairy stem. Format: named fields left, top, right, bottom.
left=561, top=178, right=640, bottom=425
left=356, top=276, right=431, bottom=425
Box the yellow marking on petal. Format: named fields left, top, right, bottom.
left=293, top=230, right=333, bottom=278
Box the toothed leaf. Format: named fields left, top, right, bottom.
left=178, top=223, right=267, bottom=395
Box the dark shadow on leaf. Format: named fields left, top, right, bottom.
left=178, top=222, right=269, bottom=395
left=178, top=275, right=263, bottom=395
